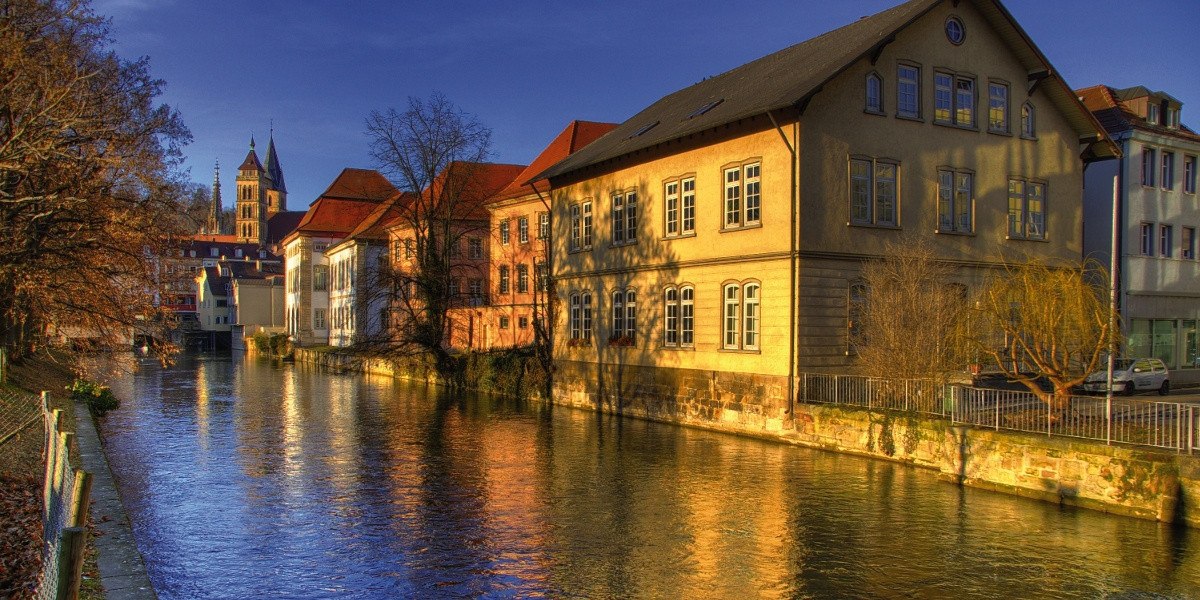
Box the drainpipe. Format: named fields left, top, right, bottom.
left=767, top=110, right=799, bottom=418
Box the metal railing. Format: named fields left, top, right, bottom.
left=797, top=373, right=1199, bottom=453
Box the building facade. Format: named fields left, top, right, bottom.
left=540, top=0, right=1116, bottom=413
left=1080, top=85, right=1200, bottom=371
left=235, top=135, right=289, bottom=246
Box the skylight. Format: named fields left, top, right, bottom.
left=687, top=99, right=724, bottom=119
left=629, top=121, right=659, bottom=138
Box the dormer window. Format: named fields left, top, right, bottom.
left=1148, top=103, right=1160, bottom=124
left=1167, top=107, right=1180, bottom=129
left=210, top=247, right=219, bottom=257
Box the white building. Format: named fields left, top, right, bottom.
left=1080, top=85, right=1200, bottom=373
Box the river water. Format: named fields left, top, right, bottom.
left=100, top=353, right=1199, bottom=599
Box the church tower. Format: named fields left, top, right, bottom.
left=235, top=137, right=267, bottom=245
left=205, top=160, right=223, bottom=235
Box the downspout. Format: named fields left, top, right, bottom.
left=767, top=110, right=799, bottom=419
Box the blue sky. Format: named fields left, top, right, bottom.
left=94, top=0, right=1200, bottom=208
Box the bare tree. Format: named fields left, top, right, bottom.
left=851, top=238, right=972, bottom=383
left=0, top=0, right=191, bottom=359
left=364, top=93, right=492, bottom=378
left=970, top=258, right=1118, bottom=412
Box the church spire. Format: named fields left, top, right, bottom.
left=264, top=130, right=286, bottom=194
left=208, top=160, right=222, bottom=234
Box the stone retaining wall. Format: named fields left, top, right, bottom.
left=554, top=359, right=1200, bottom=527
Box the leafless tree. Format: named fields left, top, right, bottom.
left=851, top=237, right=972, bottom=385
left=970, top=258, right=1119, bottom=412
left=0, top=0, right=191, bottom=360
left=364, top=93, right=492, bottom=378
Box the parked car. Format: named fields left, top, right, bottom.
left=1081, top=358, right=1169, bottom=396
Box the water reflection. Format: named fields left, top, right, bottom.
left=101, top=354, right=1199, bottom=599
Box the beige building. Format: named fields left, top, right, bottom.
left=326, top=195, right=406, bottom=348
left=229, top=263, right=286, bottom=350
left=541, top=0, right=1117, bottom=410
left=283, top=169, right=397, bottom=346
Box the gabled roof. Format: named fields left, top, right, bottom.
left=266, top=211, right=305, bottom=246
left=497, top=120, right=618, bottom=198
left=385, top=162, right=526, bottom=234
left=198, top=266, right=229, bottom=295
left=342, top=192, right=414, bottom=243
left=1077, top=84, right=1199, bottom=143
left=1111, top=86, right=1182, bottom=106
left=315, top=168, right=397, bottom=204
left=283, top=169, right=398, bottom=244
left=539, top=0, right=1117, bottom=181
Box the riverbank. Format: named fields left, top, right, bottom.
left=289, top=346, right=1199, bottom=529
left=1, top=355, right=105, bottom=599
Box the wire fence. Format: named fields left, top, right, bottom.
left=797, top=373, right=1199, bottom=453
left=31, top=392, right=93, bottom=600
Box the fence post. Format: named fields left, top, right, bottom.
left=994, top=392, right=1000, bottom=431
left=43, top=407, right=62, bottom=530
left=834, top=375, right=839, bottom=405
left=1178, top=404, right=1184, bottom=453
left=69, top=470, right=93, bottom=528
left=54, top=526, right=86, bottom=600
left=1189, top=405, right=1195, bottom=455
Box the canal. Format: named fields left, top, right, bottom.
left=100, top=353, right=1199, bottom=599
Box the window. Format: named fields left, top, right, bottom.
left=313, top=308, right=326, bottom=330
left=499, top=220, right=510, bottom=245
left=663, top=285, right=695, bottom=348
left=569, top=201, right=593, bottom=251
left=1142, top=147, right=1157, bottom=187
left=468, top=237, right=483, bottom=259
left=1007, top=179, right=1046, bottom=240
left=1162, top=152, right=1175, bottom=190
left=404, top=239, right=414, bottom=260
left=499, top=316, right=510, bottom=329
left=498, top=265, right=510, bottom=294
left=723, top=162, right=761, bottom=229
left=313, top=264, right=328, bottom=291
left=469, top=278, right=483, bottom=299
left=449, top=278, right=461, bottom=297
left=722, top=281, right=761, bottom=351
left=865, top=72, right=883, bottom=113
left=663, top=177, right=696, bottom=237
left=449, top=239, right=461, bottom=258
left=1148, top=104, right=1160, bottom=125
left=1184, top=227, right=1195, bottom=260
left=210, top=247, right=219, bottom=257
left=937, top=169, right=973, bottom=233
left=1160, top=225, right=1173, bottom=258
left=518, top=316, right=529, bottom=329
left=518, top=217, right=529, bottom=243
left=235, top=248, right=243, bottom=258
left=1140, top=223, right=1155, bottom=256
left=1020, top=103, right=1035, bottom=138
left=314, top=243, right=327, bottom=254
left=1167, top=107, right=1180, bottom=129
left=517, top=264, right=529, bottom=293
left=988, top=82, right=1008, bottom=132
left=610, top=289, right=636, bottom=344
left=1185, top=156, right=1197, bottom=194
left=611, top=191, right=637, bottom=244
left=538, top=212, right=549, bottom=239
left=934, top=72, right=974, bottom=127
left=536, top=261, right=548, bottom=292
left=849, top=157, right=899, bottom=227
left=944, top=16, right=965, bottom=44
left=897, top=64, right=920, bottom=118
left=569, top=292, right=593, bottom=342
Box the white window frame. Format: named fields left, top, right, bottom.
left=1160, top=224, right=1173, bottom=258
left=937, top=169, right=974, bottom=233
left=1007, top=179, right=1046, bottom=240
left=1183, top=227, right=1196, bottom=260
left=723, top=162, right=761, bottom=230
left=1185, top=156, right=1197, bottom=194
left=499, top=220, right=510, bottom=245
left=662, top=285, right=695, bottom=348
left=1162, top=152, right=1175, bottom=191
left=1142, top=146, right=1157, bottom=187
left=934, top=71, right=975, bottom=127
left=896, top=64, right=920, bottom=119
left=518, top=216, right=529, bottom=244
left=722, top=281, right=761, bottom=351
left=988, top=81, right=1008, bottom=133
left=1140, top=222, right=1155, bottom=256
left=498, top=265, right=509, bottom=294
left=849, top=157, right=899, bottom=227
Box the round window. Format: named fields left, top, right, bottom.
left=945, top=16, right=965, bottom=45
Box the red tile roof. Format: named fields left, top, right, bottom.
left=385, top=162, right=526, bottom=234
left=496, top=120, right=618, bottom=200
left=284, top=169, right=399, bottom=244
left=314, top=168, right=398, bottom=204
left=1077, top=85, right=1200, bottom=143
left=343, top=192, right=416, bottom=242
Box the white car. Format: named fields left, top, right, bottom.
left=1081, top=358, right=1170, bottom=396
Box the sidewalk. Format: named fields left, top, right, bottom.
left=72, top=402, right=157, bottom=600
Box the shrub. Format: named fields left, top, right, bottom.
left=69, top=379, right=119, bottom=415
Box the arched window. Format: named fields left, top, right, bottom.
left=723, top=284, right=740, bottom=349
left=865, top=72, right=883, bottom=113
left=1021, top=102, right=1035, bottom=138
left=680, top=286, right=694, bottom=347
left=570, top=293, right=581, bottom=340
left=723, top=281, right=761, bottom=350
left=664, top=287, right=679, bottom=346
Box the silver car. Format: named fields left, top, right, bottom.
left=1082, top=358, right=1170, bottom=396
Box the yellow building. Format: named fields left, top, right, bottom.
left=540, top=0, right=1117, bottom=422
